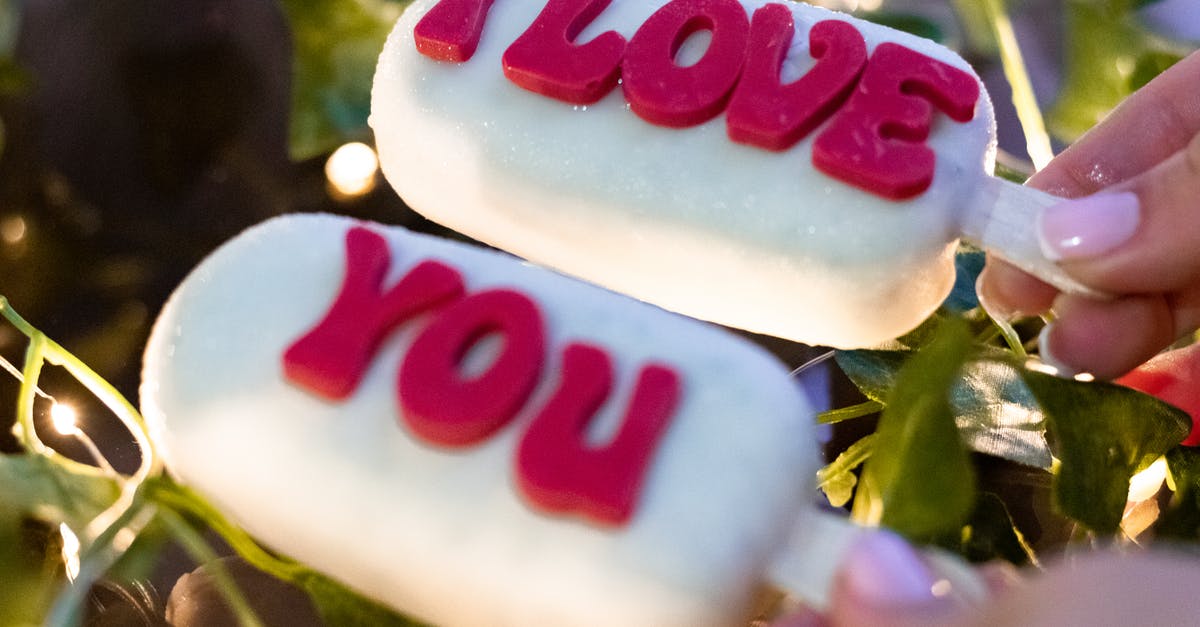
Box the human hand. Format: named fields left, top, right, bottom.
left=977, top=50, right=1200, bottom=379
left=773, top=531, right=1200, bottom=627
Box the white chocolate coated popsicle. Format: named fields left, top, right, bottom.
left=142, top=214, right=828, bottom=626
left=372, top=0, right=1018, bottom=348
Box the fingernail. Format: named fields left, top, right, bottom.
left=1037, top=324, right=1079, bottom=378
left=1037, top=192, right=1140, bottom=261
left=841, top=531, right=938, bottom=605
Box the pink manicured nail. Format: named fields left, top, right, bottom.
left=841, top=531, right=937, bottom=605
left=1037, top=192, right=1140, bottom=261
left=1038, top=324, right=1079, bottom=378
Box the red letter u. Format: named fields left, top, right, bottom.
left=516, top=344, right=681, bottom=526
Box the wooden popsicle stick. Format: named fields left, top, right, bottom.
left=960, top=177, right=1108, bottom=299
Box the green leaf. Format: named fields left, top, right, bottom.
left=817, top=399, right=883, bottom=425
left=857, top=319, right=977, bottom=540
left=837, top=347, right=1053, bottom=469
left=0, top=513, right=60, bottom=627
left=1157, top=447, right=1200, bottom=540
left=835, top=349, right=906, bottom=404
left=1020, top=369, right=1190, bottom=534
left=860, top=12, right=945, bottom=43
left=953, top=356, right=1052, bottom=469
left=818, top=434, right=876, bottom=507
left=0, top=453, right=120, bottom=626
left=956, top=492, right=1037, bottom=566
left=834, top=314, right=952, bottom=401
left=298, top=571, right=428, bottom=627
left=280, top=0, right=408, bottom=160
left=0, top=453, right=121, bottom=535
left=1049, top=0, right=1195, bottom=141
left=1128, top=50, right=1184, bottom=90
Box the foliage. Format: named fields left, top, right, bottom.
left=1048, top=0, right=1193, bottom=142
left=822, top=246, right=1192, bottom=559
left=279, top=0, right=409, bottom=161
left=853, top=318, right=977, bottom=540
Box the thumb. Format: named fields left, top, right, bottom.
left=1037, top=131, right=1200, bottom=294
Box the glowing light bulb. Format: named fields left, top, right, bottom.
left=50, top=402, right=79, bottom=436
left=325, top=142, right=380, bottom=198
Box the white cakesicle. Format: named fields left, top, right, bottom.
left=371, top=0, right=1097, bottom=349
left=142, top=215, right=979, bottom=626
left=142, top=215, right=828, bottom=625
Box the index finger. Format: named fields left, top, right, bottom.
left=1028, top=50, right=1200, bottom=198
left=980, top=50, right=1200, bottom=318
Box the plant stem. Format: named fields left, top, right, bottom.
left=148, top=480, right=308, bottom=584
left=818, top=400, right=884, bottom=424
left=15, top=333, right=50, bottom=455
left=157, top=507, right=266, bottom=627
left=982, top=0, right=1055, bottom=170
left=987, top=311, right=1028, bottom=359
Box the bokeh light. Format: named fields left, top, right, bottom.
left=325, top=142, right=380, bottom=199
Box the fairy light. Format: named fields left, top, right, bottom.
left=48, top=400, right=118, bottom=476
left=59, top=523, right=81, bottom=582
left=50, top=402, right=79, bottom=435
left=325, top=142, right=379, bottom=198
left=4, top=345, right=118, bottom=474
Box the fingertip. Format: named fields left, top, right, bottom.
left=839, top=531, right=939, bottom=605
left=1039, top=294, right=1175, bottom=379
left=826, top=531, right=960, bottom=627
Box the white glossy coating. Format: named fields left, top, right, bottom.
left=371, top=0, right=999, bottom=348
left=141, top=214, right=823, bottom=627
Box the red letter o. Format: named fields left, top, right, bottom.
left=399, top=289, right=545, bottom=447
left=622, top=0, right=750, bottom=128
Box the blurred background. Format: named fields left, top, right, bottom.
left=0, top=0, right=1196, bottom=624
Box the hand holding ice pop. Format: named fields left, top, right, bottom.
left=980, top=50, right=1200, bottom=379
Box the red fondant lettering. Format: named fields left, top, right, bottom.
left=283, top=227, right=465, bottom=400
left=726, top=13, right=866, bottom=151
left=622, top=0, right=750, bottom=127
left=516, top=344, right=680, bottom=526
left=502, top=0, right=626, bottom=104
left=811, top=42, right=980, bottom=199
left=414, top=0, right=497, bottom=62
left=399, top=289, right=545, bottom=448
